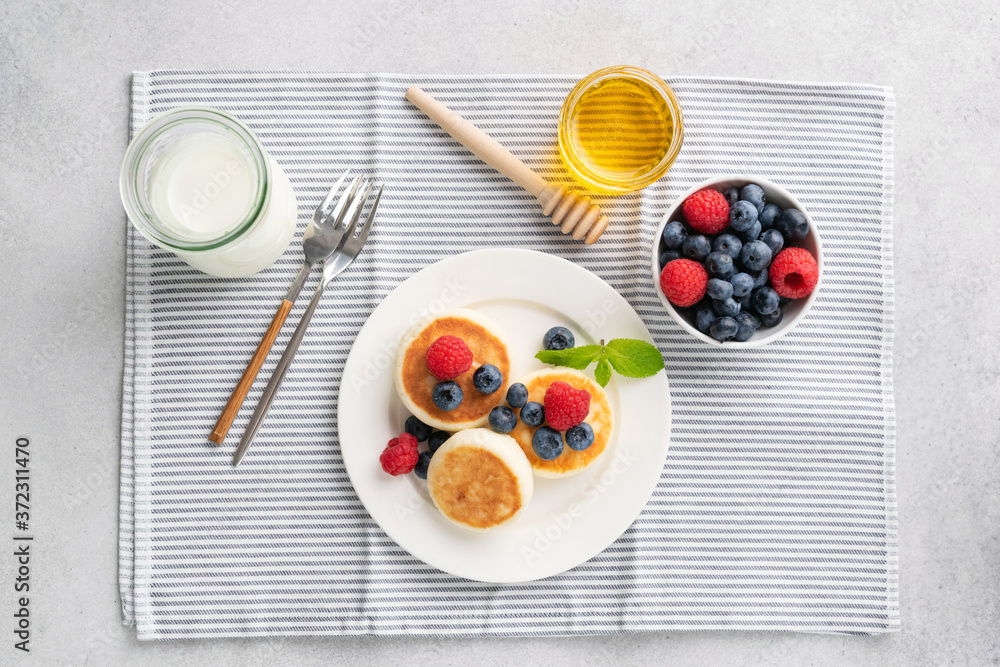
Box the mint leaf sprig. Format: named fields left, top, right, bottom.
left=534, top=338, right=665, bottom=387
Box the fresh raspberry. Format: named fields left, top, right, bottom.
left=681, top=189, right=730, bottom=234
left=380, top=433, right=419, bottom=475
left=425, top=335, right=473, bottom=380
left=659, top=259, right=708, bottom=307
left=544, top=381, right=591, bottom=431
left=769, top=247, right=819, bottom=299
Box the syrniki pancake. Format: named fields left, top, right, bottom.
left=426, top=428, right=534, bottom=531
left=394, top=308, right=512, bottom=431
left=509, top=368, right=614, bottom=478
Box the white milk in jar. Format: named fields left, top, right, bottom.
left=120, top=107, right=298, bottom=278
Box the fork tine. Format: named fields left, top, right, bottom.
left=313, top=170, right=349, bottom=225
left=324, top=175, right=362, bottom=229
left=338, top=178, right=374, bottom=233
left=343, top=184, right=382, bottom=254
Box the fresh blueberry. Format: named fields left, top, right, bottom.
left=777, top=208, right=809, bottom=242
left=695, top=304, right=717, bottom=334
left=760, top=228, right=785, bottom=258
left=740, top=184, right=766, bottom=214
left=728, top=200, right=758, bottom=232
left=738, top=292, right=754, bottom=311
left=659, top=249, right=680, bottom=270
left=729, top=272, right=754, bottom=297
left=565, top=423, right=595, bottom=451
left=760, top=305, right=784, bottom=327
left=752, top=268, right=770, bottom=288
left=751, top=286, right=780, bottom=315
left=712, top=296, right=741, bottom=317
left=739, top=220, right=762, bottom=243
left=520, top=401, right=545, bottom=428
left=709, top=316, right=740, bottom=341
left=661, top=220, right=688, bottom=249
left=734, top=311, right=759, bottom=341
left=404, top=415, right=433, bottom=442
left=681, top=234, right=712, bottom=262
left=722, top=187, right=739, bottom=207
left=473, top=364, right=503, bottom=394
left=432, top=381, right=463, bottom=411
left=543, top=326, right=575, bottom=351
left=506, top=382, right=528, bottom=409
left=759, top=203, right=782, bottom=230
left=488, top=406, right=517, bottom=434
left=712, top=233, right=742, bottom=261
left=706, top=278, right=734, bottom=301
left=428, top=431, right=450, bottom=453
left=413, top=451, right=433, bottom=479
left=532, top=426, right=564, bottom=460
left=740, top=240, right=773, bottom=272
left=705, top=251, right=734, bottom=278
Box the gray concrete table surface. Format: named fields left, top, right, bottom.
left=1, top=0, right=997, bottom=664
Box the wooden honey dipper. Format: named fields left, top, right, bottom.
left=405, top=86, right=609, bottom=244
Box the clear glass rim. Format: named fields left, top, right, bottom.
left=558, top=65, right=685, bottom=194
left=119, top=106, right=271, bottom=251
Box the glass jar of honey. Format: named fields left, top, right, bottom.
left=558, top=66, right=684, bottom=194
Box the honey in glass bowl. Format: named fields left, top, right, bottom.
left=558, top=66, right=683, bottom=194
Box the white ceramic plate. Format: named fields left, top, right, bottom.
left=338, top=248, right=671, bottom=583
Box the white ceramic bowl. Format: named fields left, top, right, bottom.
left=650, top=175, right=823, bottom=347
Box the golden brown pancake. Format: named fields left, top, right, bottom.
left=509, top=368, right=614, bottom=478
left=394, top=309, right=512, bottom=431
left=426, top=428, right=533, bottom=531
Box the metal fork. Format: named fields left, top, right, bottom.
left=232, top=180, right=384, bottom=466
left=209, top=171, right=365, bottom=446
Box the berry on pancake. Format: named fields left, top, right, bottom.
left=425, top=335, right=473, bottom=380
left=544, top=381, right=591, bottom=431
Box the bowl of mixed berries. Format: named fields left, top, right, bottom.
left=651, top=176, right=823, bottom=346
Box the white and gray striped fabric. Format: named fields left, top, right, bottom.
left=120, top=71, right=897, bottom=638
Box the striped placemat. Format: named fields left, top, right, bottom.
left=119, top=71, right=897, bottom=638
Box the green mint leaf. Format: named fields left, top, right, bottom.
left=603, top=338, right=665, bottom=378
left=534, top=345, right=603, bottom=370
left=595, top=358, right=612, bottom=387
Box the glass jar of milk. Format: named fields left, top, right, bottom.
left=120, top=106, right=298, bottom=278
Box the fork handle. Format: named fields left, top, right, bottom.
left=208, top=263, right=313, bottom=446
left=232, top=282, right=325, bottom=466
left=208, top=299, right=295, bottom=445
